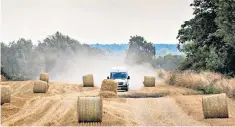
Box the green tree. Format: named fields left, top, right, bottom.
left=215, top=0, right=235, bottom=75
left=126, top=36, right=155, bottom=64
left=216, top=0, right=235, bottom=48
left=177, top=0, right=235, bottom=76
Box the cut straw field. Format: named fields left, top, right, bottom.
left=1, top=80, right=235, bottom=126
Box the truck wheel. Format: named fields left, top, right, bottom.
left=126, top=86, right=129, bottom=91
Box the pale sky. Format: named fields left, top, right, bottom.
left=0, top=0, right=193, bottom=44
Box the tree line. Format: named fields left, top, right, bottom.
left=1, top=32, right=105, bottom=80
left=1, top=32, right=184, bottom=80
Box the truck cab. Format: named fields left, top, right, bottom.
left=107, top=67, right=130, bottom=91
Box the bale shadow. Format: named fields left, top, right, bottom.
left=118, top=92, right=168, bottom=98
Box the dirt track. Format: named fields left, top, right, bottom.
left=1, top=81, right=235, bottom=126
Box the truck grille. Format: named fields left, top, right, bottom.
left=118, top=82, right=124, bottom=85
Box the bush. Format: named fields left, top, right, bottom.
left=197, top=84, right=220, bottom=94
left=168, top=73, right=176, bottom=85
left=158, top=71, right=164, bottom=79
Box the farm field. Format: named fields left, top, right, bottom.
left=1, top=81, right=235, bottom=126
left=1, top=0, right=235, bottom=126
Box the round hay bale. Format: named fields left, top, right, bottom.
left=77, top=96, right=102, bottom=122
left=1, top=85, right=11, bottom=105
left=202, top=93, right=229, bottom=119
left=100, top=79, right=118, bottom=93
left=143, top=76, right=155, bottom=87
left=1, top=75, right=6, bottom=81
left=83, top=74, right=94, bottom=87
left=99, top=91, right=118, bottom=98
left=33, top=80, right=49, bottom=93
left=40, top=73, right=49, bottom=83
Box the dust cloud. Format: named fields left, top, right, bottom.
left=48, top=53, right=157, bottom=90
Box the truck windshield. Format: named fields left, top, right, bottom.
left=110, top=72, right=127, bottom=79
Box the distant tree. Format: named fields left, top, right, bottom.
left=1, top=42, right=11, bottom=79
left=125, top=36, right=155, bottom=65
left=36, top=32, right=105, bottom=72
left=1, top=39, right=41, bottom=80
left=153, top=54, right=185, bottom=71
left=37, top=31, right=83, bottom=54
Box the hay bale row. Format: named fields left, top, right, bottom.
left=143, top=76, right=155, bottom=87
left=83, top=74, right=94, bottom=87
left=1, top=85, right=11, bottom=105
left=202, top=93, right=229, bottom=119
left=33, top=80, right=49, bottom=93
left=40, top=73, right=49, bottom=83
left=77, top=96, right=102, bottom=122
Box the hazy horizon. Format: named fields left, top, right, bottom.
left=1, top=0, right=193, bottom=44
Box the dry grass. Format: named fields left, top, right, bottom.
left=231, top=89, right=235, bottom=98
left=156, top=69, right=165, bottom=79
left=1, top=85, right=11, bottom=105
left=77, top=96, right=103, bottom=123
left=163, top=70, right=235, bottom=98
left=227, top=79, right=235, bottom=98
left=202, top=93, right=229, bottom=119
left=166, top=71, right=205, bottom=89
left=1, top=75, right=6, bottom=81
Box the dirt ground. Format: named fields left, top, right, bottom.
left=1, top=81, right=235, bottom=126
